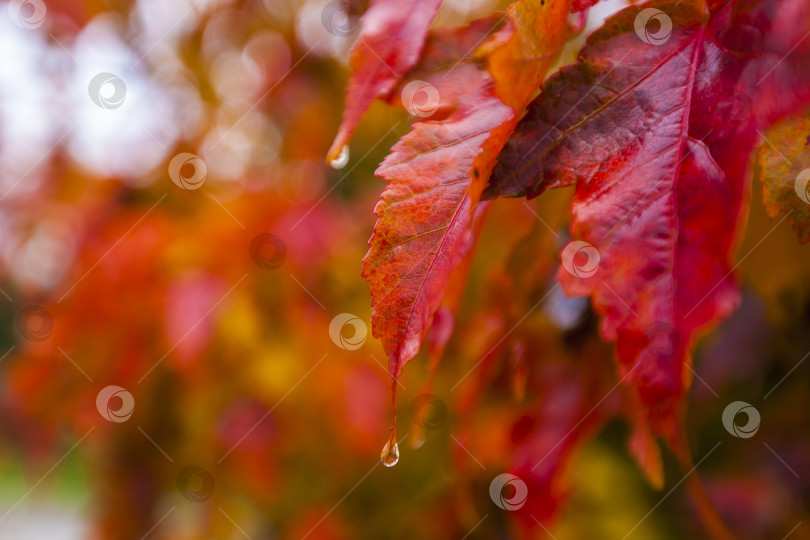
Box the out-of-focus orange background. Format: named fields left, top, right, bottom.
left=0, top=0, right=809, bottom=539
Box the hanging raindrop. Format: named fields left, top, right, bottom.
left=329, top=145, right=349, bottom=169
left=381, top=429, right=399, bottom=467
left=381, top=378, right=399, bottom=467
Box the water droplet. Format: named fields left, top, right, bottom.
left=330, top=145, right=349, bottom=169
left=381, top=378, right=399, bottom=466
left=381, top=434, right=400, bottom=467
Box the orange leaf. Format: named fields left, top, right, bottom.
left=758, top=107, right=810, bottom=243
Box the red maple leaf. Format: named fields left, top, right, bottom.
left=360, top=1, right=574, bottom=380
left=484, top=0, right=810, bottom=441
left=326, top=0, right=443, bottom=162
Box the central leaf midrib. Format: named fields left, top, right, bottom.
left=512, top=29, right=700, bottom=186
